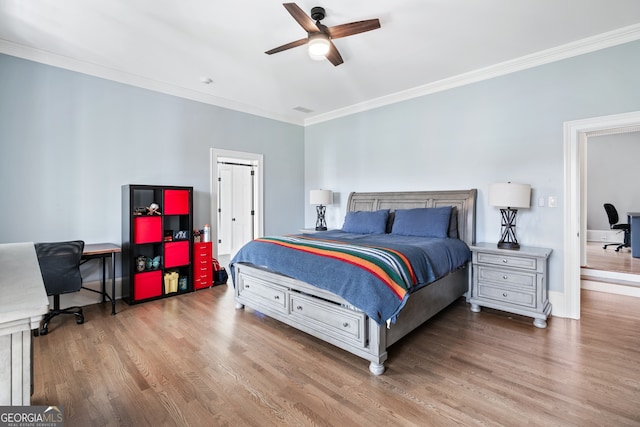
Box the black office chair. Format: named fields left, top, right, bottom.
left=602, top=203, right=630, bottom=252
left=35, top=240, right=85, bottom=335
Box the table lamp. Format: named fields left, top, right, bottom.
left=488, top=182, right=531, bottom=250
left=310, top=189, right=332, bottom=231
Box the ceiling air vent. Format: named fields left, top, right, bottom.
left=293, top=106, right=314, bottom=114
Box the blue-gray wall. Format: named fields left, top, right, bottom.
left=304, top=40, right=640, bottom=293
left=0, top=53, right=304, bottom=243
left=3, top=39, right=640, bottom=297
left=0, top=54, right=305, bottom=284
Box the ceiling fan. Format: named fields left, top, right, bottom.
left=265, top=3, right=381, bottom=66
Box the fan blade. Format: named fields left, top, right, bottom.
left=327, top=19, right=381, bottom=40
left=283, top=3, right=319, bottom=33
left=265, top=38, right=307, bottom=55
left=326, top=40, right=343, bottom=66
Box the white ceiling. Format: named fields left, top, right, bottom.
left=1, top=1, right=640, bottom=125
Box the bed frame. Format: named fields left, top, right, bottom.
left=233, top=189, right=477, bottom=375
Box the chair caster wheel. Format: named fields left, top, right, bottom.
left=76, top=317, right=84, bottom=325
left=39, top=328, right=48, bottom=336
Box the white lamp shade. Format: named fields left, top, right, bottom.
left=488, top=183, right=531, bottom=208
left=310, top=189, right=332, bottom=205
left=308, top=33, right=330, bottom=60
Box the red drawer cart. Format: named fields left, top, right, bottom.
left=193, top=242, right=213, bottom=290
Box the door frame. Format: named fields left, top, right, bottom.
left=210, top=148, right=264, bottom=259
left=563, top=110, right=640, bottom=319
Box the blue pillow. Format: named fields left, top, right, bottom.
left=342, top=209, right=390, bottom=234
left=391, top=206, right=452, bottom=238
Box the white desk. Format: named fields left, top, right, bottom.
left=0, top=242, right=49, bottom=405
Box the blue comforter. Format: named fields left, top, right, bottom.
left=230, top=230, right=470, bottom=325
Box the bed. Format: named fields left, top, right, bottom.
left=231, top=189, right=477, bottom=375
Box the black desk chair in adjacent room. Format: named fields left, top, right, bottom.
left=603, top=203, right=631, bottom=252
left=35, top=240, right=85, bottom=335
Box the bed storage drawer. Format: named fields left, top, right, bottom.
left=289, top=293, right=367, bottom=347
left=237, top=276, right=287, bottom=314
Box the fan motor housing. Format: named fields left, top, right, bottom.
left=311, top=6, right=325, bottom=21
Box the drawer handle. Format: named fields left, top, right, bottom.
left=296, top=305, right=303, bottom=310
left=274, top=295, right=279, bottom=300
left=503, top=292, right=508, bottom=297
left=342, top=322, right=349, bottom=328
left=502, top=259, right=508, bottom=263
left=245, top=284, right=250, bottom=289
left=502, top=275, right=508, bottom=280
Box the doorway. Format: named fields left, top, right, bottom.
left=563, top=111, right=640, bottom=319
left=581, top=131, right=640, bottom=296
left=210, top=148, right=263, bottom=261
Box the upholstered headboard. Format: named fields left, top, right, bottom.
left=346, top=189, right=477, bottom=246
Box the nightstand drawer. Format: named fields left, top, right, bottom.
left=478, top=284, right=536, bottom=308
left=476, top=266, right=536, bottom=290
left=476, top=252, right=537, bottom=270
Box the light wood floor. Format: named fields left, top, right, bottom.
left=584, top=241, right=640, bottom=275
left=32, top=285, right=640, bottom=427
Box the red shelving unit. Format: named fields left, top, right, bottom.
left=122, top=184, right=194, bottom=304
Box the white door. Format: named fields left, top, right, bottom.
left=218, top=162, right=255, bottom=258
left=218, top=164, right=233, bottom=256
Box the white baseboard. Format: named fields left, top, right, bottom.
left=548, top=290, right=569, bottom=318
left=587, top=229, right=624, bottom=243
left=581, top=279, right=640, bottom=298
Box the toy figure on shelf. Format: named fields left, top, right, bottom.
left=146, top=203, right=161, bottom=215
left=136, top=255, right=146, bottom=272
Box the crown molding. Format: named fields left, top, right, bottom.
left=304, top=23, right=640, bottom=126
left=2, top=23, right=639, bottom=128
left=0, top=39, right=304, bottom=126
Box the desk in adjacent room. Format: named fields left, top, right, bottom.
left=81, top=243, right=121, bottom=315
left=628, top=212, right=640, bottom=258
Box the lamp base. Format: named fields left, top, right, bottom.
left=497, top=208, right=521, bottom=250
left=497, top=241, right=520, bottom=250
left=315, top=204, right=327, bottom=231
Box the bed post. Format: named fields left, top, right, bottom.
left=368, top=320, right=387, bottom=375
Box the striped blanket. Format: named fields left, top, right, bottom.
left=231, top=232, right=470, bottom=325
left=259, top=235, right=417, bottom=302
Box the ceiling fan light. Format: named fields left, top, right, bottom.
left=308, top=33, right=330, bottom=60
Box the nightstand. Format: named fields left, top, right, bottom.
left=468, top=243, right=552, bottom=328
